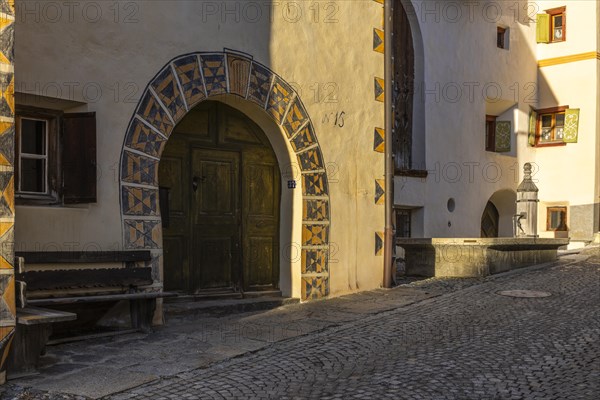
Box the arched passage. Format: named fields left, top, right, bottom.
left=481, top=190, right=517, bottom=238
left=118, top=51, right=330, bottom=300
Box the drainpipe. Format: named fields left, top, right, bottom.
left=383, top=0, right=394, bottom=288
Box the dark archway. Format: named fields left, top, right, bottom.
left=481, top=201, right=500, bottom=238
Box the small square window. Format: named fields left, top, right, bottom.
left=547, top=207, right=567, bottom=231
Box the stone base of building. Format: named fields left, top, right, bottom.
left=397, top=238, right=570, bottom=278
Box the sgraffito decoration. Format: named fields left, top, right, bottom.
left=0, top=0, right=15, bottom=384
left=119, top=51, right=331, bottom=300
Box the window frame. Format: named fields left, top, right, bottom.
left=496, top=26, right=507, bottom=49
left=15, top=106, right=63, bottom=205
left=533, top=106, right=568, bottom=148
left=485, top=115, right=497, bottom=151
left=546, top=206, right=568, bottom=232
left=546, top=6, right=566, bottom=43
left=394, top=208, right=412, bottom=238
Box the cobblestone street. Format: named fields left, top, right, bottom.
left=3, top=251, right=599, bottom=400
left=107, top=252, right=599, bottom=400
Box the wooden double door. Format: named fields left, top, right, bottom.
left=159, top=102, right=280, bottom=293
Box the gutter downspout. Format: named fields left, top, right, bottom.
left=383, top=0, right=394, bottom=288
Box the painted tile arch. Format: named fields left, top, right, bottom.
left=119, top=50, right=331, bottom=300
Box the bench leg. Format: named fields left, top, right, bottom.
left=6, top=323, right=53, bottom=378
left=130, top=299, right=156, bottom=333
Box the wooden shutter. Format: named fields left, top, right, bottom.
left=563, top=108, right=580, bottom=143
left=62, top=112, right=97, bottom=203
left=536, top=14, right=550, bottom=43
left=528, top=109, right=538, bottom=146
left=494, top=121, right=511, bottom=152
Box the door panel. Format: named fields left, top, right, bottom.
left=242, top=149, right=280, bottom=290
left=192, top=149, right=240, bottom=291
left=160, top=101, right=280, bottom=294
left=159, top=141, right=190, bottom=292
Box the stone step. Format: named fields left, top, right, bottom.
left=164, top=295, right=299, bottom=320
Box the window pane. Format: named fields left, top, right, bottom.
left=541, top=128, right=552, bottom=141
left=21, top=119, right=47, bottom=155
left=541, top=115, right=552, bottom=127
left=554, top=15, right=563, bottom=28
left=20, top=158, right=46, bottom=193
left=555, top=113, right=565, bottom=127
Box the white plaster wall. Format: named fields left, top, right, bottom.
left=524, top=1, right=599, bottom=239
left=13, top=1, right=385, bottom=297
left=398, top=0, right=537, bottom=237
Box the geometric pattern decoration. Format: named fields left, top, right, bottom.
left=0, top=221, right=13, bottom=269
left=0, top=3, right=15, bottom=382
left=124, top=119, right=167, bottom=158
left=0, top=170, right=13, bottom=218
left=121, top=186, right=159, bottom=216
left=373, top=127, right=385, bottom=153
left=199, top=54, right=228, bottom=97
left=136, top=90, right=174, bottom=137
left=290, top=125, right=316, bottom=153
left=119, top=50, right=331, bottom=300
left=373, top=28, right=384, bottom=53
left=266, top=77, right=294, bottom=125
left=121, top=151, right=159, bottom=186
left=375, top=179, right=385, bottom=205
left=302, top=172, right=328, bottom=196
left=123, top=219, right=161, bottom=249
left=247, top=62, right=273, bottom=108
left=301, top=249, right=328, bottom=274
left=302, top=276, right=329, bottom=300
left=0, top=121, right=14, bottom=166
left=303, top=199, right=329, bottom=222
left=297, top=148, right=324, bottom=171
left=0, top=273, right=15, bottom=318
left=302, top=224, right=329, bottom=246
left=375, top=231, right=384, bottom=256
left=374, top=77, right=385, bottom=102
left=282, top=98, right=308, bottom=138
left=151, top=67, right=187, bottom=122
left=172, top=55, right=206, bottom=109
left=0, top=71, right=13, bottom=119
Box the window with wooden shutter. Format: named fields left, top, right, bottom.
left=538, top=7, right=566, bottom=43
left=15, top=106, right=61, bottom=204
left=62, top=112, right=97, bottom=204
left=530, top=106, right=579, bottom=147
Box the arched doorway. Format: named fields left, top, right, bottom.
left=159, top=101, right=280, bottom=294
left=118, top=50, right=331, bottom=300
left=481, top=201, right=499, bottom=238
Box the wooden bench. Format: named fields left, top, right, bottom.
left=7, top=251, right=176, bottom=377
left=15, top=250, right=176, bottom=331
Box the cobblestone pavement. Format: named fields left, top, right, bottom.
left=103, top=251, right=599, bottom=400
left=2, top=249, right=598, bottom=399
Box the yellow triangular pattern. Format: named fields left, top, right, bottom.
left=3, top=274, right=15, bottom=317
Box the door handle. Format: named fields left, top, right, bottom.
left=192, top=176, right=205, bottom=192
